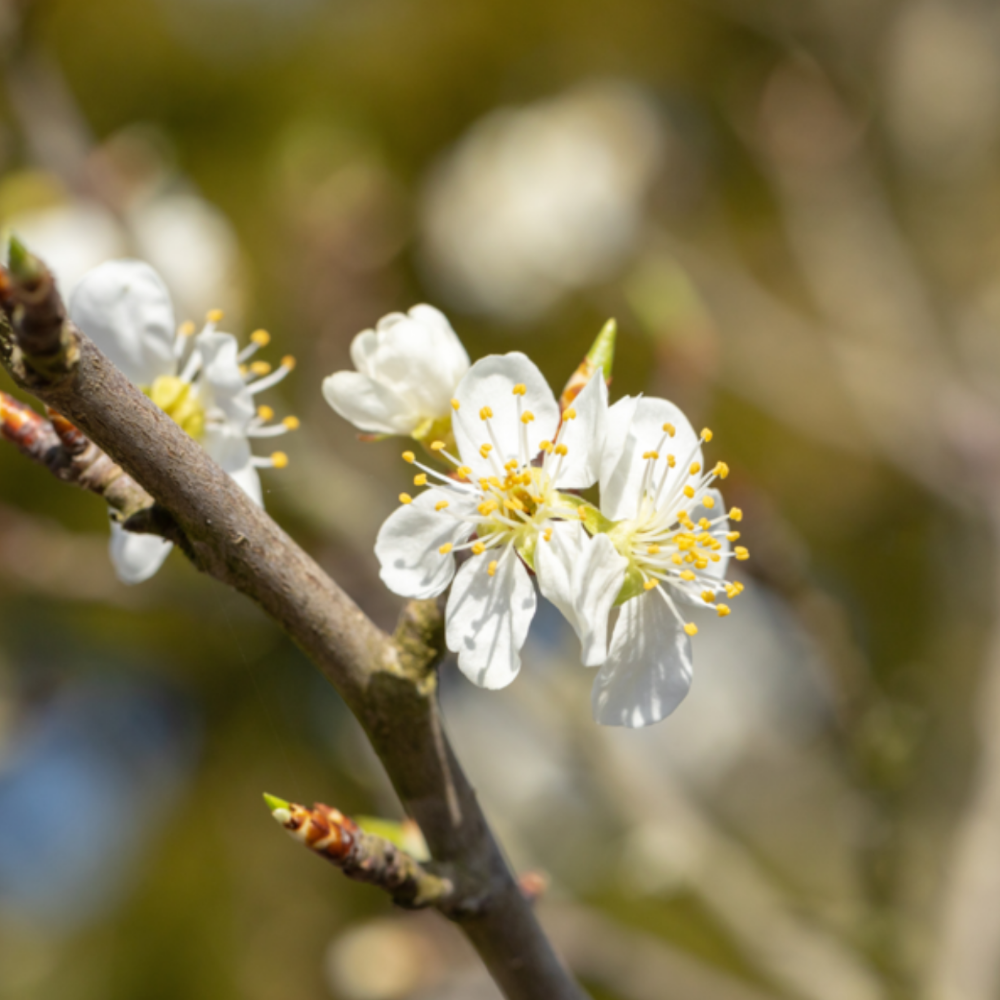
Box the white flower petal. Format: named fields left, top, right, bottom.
left=196, top=330, right=255, bottom=428
left=600, top=397, right=701, bottom=521
left=202, top=427, right=263, bottom=506
left=109, top=518, right=173, bottom=585
left=551, top=371, right=608, bottom=489
left=592, top=592, right=694, bottom=727
left=69, top=260, right=177, bottom=386
left=535, top=521, right=628, bottom=667
left=375, top=488, right=477, bottom=599
left=445, top=545, right=536, bottom=689
left=323, top=371, right=424, bottom=436
left=452, top=353, right=559, bottom=476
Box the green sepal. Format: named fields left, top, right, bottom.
left=613, top=565, right=647, bottom=606
left=7, top=235, right=42, bottom=283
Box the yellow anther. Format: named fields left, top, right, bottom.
left=480, top=406, right=493, bottom=420
left=281, top=355, right=296, bottom=370
left=413, top=474, right=428, bottom=486
left=544, top=527, right=553, bottom=542
left=271, top=451, right=289, bottom=469
left=701, top=590, right=715, bottom=602
left=710, top=554, right=720, bottom=562
left=456, top=466, right=472, bottom=479
left=178, top=320, right=196, bottom=337
left=504, top=497, right=525, bottom=511
left=399, top=493, right=413, bottom=504
left=727, top=531, right=740, bottom=541
left=680, top=570, right=696, bottom=581
left=206, top=308, right=224, bottom=323
left=504, top=459, right=518, bottom=471
left=480, top=443, right=493, bottom=458
left=700, top=427, right=713, bottom=442
left=402, top=451, right=416, bottom=463
left=644, top=579, right=659, bottom=591
left=735, top=546, right=750, bottom=561
left=520, top=411, right=535, bottom=424
left=714, top=461, right=730, bottom=479
left=663, top=423, right=676, bottom=437
left=250, top=360, right=272, bottom=376
left=471, top=542, right=486, bottom=555
left=512, top=383, right=527, bottom=396
left=488, top=560, right=498, bottom=577
left=239, top=364, right=248, bottom=377
left=683, top=485, right=695, bottom=499
left=282, top=415, right=301, bottom=430
left=671, top=554, right=683, bottom=565
left=555, top=443, right=568, bottom=456
left=439, top=543, right=453, bottom=555
left=430, top=440, right=446, bottom=451
left=702, top=496, right=715, bottom=509
left=695, top=558, right=708, bottom=570
left=540, top=440, right=553, bottom=453
left=643, top=450, right=659, bottom=460
left=489, top=476, right=501, bottom=487
left=257, top=405, right=275, bottom=422
left=684, top=623, right=699, bottom=636
left=698, top=518, right=710, bottom=529
left=689, top=462, right=701, bottom=475
left=435, top=500, right=449, bottom=511
left=578, top=507, right=588, bottom=520
left=563, top=407, right=577, bottom=420
left=451, top=398, right=461, bottom=410
left=251, top=329, right=270, bottom=346
left=717, top=605, right=731, bottom=617
left=667, top=455, right=676, bottom=468
left=478, top=500, right=497, bottom=515
left=734, top=581, right=745, bottom=595
left=730, top=507, right=743, bottom=522
left=648, top=544, right=661, bottom=555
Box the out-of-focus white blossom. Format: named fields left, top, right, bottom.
left=420, top=80, right=665, bottom=323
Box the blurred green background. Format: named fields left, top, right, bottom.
left=1, top=0, right=997, bottom=998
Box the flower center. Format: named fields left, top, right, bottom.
left=143, top=375, right=206, bottom=440
left=475, top=464, right=561, bottom=565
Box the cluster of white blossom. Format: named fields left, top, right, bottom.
left=324, top=307, right=747, bottom=728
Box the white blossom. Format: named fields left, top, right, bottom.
left=69, top=259, right=297, bottom=584
left=374, top=352, right=607, bottom=688
left=537, top=396, right=746, bottom=728
left=322, top=305, right=470, bottom=439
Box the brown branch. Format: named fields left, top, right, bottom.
left=269, top=798, right=453, bottom=909
left=0, top=256, right=586, bottom=1000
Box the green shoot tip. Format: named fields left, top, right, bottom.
left=263, top=792, right=290, bottom=813
left=587, top=318, right=616, bottom=380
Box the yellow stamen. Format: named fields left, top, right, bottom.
left=717, top=605, right=731, bottom=617
left=555, top=443, right=568, bottom=456
left=480, top=406, right=493, bottom=420
left=281, top=355, right=296, bottom=370
left=413, top=474, right=428, bottom=486
left=671, top=554, right=683, bottom=565
left=257, top=405, right=275, bottom=421
left=271, top=451, right=289, bottom=469
left=435, top=500, right=449, bottom=511
left=430, top=441, right=446, bottom=451
left=700, top=427, right=713, bottom=442
left=563, top=407, right=577, bottom=420
left=727, top=531, right=740, bottom=541
left=399, top=493, right=413, bottom=504
left=648, top=544, right=661, bottom=555
left=520, top=411, right=535, bottom=424
left=282, top=415, right=300, bottom=430
left=439, top=543, right=453, bottom=555
left=735, top=546, right=750, bottom=561
left=701, top=590, right=715, bottom=603
left=683, top=485, right=695, bottom=499
left=178, top=320, right=196, bottom=337
left=402, top=451, right=416, bottom=463
left=512, top=383, right=527, bottom=396
left=480, top=443, right=493, bottom=458
left=684, top=623, right=698, bottom=636
left=488, top=560, right=498, bottom=577
left=680, top=570, right=696, bottom=581
left=456, top=466, right=471, bottom=479
left=451, top=398, right=461, bottom=410
left=702, top=496, right=715, bottom=509
left=667, top=455, right=676, bottom=467
left=643, top=450, right=659, bottom=460
left=472, top=542, right=486, bottom=555
left=251, top=329, right=270, bottom=346
left=730, top=507, right=743, bottom=522
left=544, top=527, right=553, bottom=542
left=689, top=462, right=701, bottom=475
left=250, top=360, right=272, bottom=376
left=206, top=308, right=224, bottom=323
left=644, top=579, right=659, bottom=591
left=663, top=423, right=676, bottom=437
left=714, top=461, right=729, bottom=479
